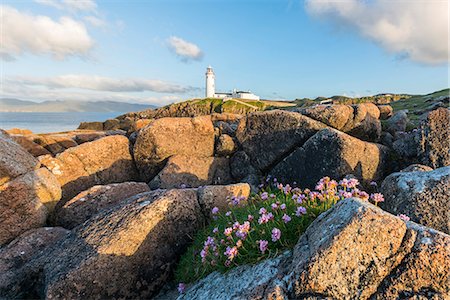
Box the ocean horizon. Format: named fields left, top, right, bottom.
left=0, top=112, right=126, bottom=134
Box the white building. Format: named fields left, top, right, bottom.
left=205, top=66, right=260, bottom=100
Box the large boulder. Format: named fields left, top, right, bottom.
left=180, top=198, right=450, bottom=299
left=417, top=108, right=450, bottom=168
left=32, top=134, right=78, bottom=156
left=0, top=168, right=61, bottom=245
left=40, top=135, right=139, bottom=203
left=197, top=183, right=251, bottom=217
left=215, top=134, right=236, bottom=156
left=235, top=110, right=327, bottom=172
left=148, top=155, right=231, bottom=189
left=53, top=182, right=151, bottom=229
left=0, top=227, right=70, bottom=299
left=0, top=132, right=40, bottom=186
left=377, top=105, right=393, bottom=120
left=41, top=189, right=204, bottom=299
left=134, top=116, right=215, bottom=181
left=380, top=166, right=450, bottom=234
left=270, top=128, right=389, bottom=188
left=387, top=110, right=409, bottom=134
left=9, top=135, right=51, bottom=157
left=297, top=103, right=381, bottom=142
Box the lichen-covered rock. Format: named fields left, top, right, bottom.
left=10, top=135, right=51, bottom=157
left=418, top=108, right=450, bottom=168
left=0, top=227, right=70, bottom=299
left=53, top=182, right=150, bottom=229
left=197, top=183, right=251, bottom=217
left=229, top=151, right=260, bottom=181
left=377, top=105, right=394, bottom=120
left=40, top=135, right=138, bottom=203
left=387, top=110, right=409, bottom=134
left=32, top=134, right=78, bottom=156
left=400, top=164, right=433, bottom=173
left=0, top=132, right=40, bottom=186
left=236, top=110, right=327, bottom=172
left=215, top=134, right=236, bottom=156
left=134, top=116, right=215, bottom=181
left=42, top=189, right=204, bottom=299
left=270, top=128, right=389, bottom=188
left=103, top=119, right=120, bottom=131
left=0, top=168, right=61, bottom=245
left=148, top=155, right=231, bottom=189
left=78, top=121, right=104, bottom=131
left=380, top=166, right=450, bottom=234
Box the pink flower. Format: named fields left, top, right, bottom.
left=178, top=283, right=186, bottom=293
left=258, top=212, right=273, bottom=224
left=261, top=192, right=269, bottom=200
left=282, top=214, right=291, bottom=223
left=357, top=191, right=369, bottom=201
left=280, top=203, right=286, bottom=210
left=226, top=211, right=232, bottom=217
left=296, top=194, right=306, bottom=204
left=347, top=178, right=360, bottom=189
left=211, top=207, right=219, bottom=214
left=224, top=246, right=238, bottom=260
left=224, top=260, right=231, bottom=267
left=236, top=240, right=243, bottom=248
left=213, top=227, right=219, bottom=234
left=296, top=206, right=307, bottom=216
left=370, top=181, right=378, bottom=187
left=258, top=240, right=269, bottom=253
left=224, top=227, right=233, bottom=236
left=270, top=193, right=275, bottom=198
left=259, top=207, right=267, bottom=215
left=370, top=193, right=384, bottom=203
left=271, top=228, right=281, bottom=242
left=398, top=214, right=410, bottom=221
left=271, top=203, right=278, bottom=210
left=248, top=214, right=254, bottom=221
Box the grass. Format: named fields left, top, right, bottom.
left=175, top=177, right=381, bottom=284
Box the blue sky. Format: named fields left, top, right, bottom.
left=1, top=0, right=449, bottom=106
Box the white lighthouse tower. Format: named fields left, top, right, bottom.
left=205, top=65, right=215, bottom=98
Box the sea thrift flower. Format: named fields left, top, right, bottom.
left=224, top=246, right=238, bottom=260
left=283, top=184, right=292, bottom=194
left=224, top=260, right=231, bottom=267
left=347, top=178, right=360, bottom=189
left=258, top=240, right=269, bottom=253
left=296, top=194, right=306, bottom=204
left=358, top=191, right=369, bottom=201
left=282, top=214, right=291, bottom=223
left=270, top=193, right=276, bottom=198
left=226, top=211, right=232, bottom=217
left=213, top=227, right=219, bottom=234
left=261, top=192, right=269, bottom=200
left=280, top=203, right=286, bottom=210
left=371, top=193, right=384, bottom=204
left=178, top=283, right=186, bottom=293
left=211, top=207, right=219, bottom=215
left=224, top=227, right=233, bottom=236
left=236, top=240, right=243, bottom=248
left=398, top=214, right=410, bottom=221
left=248, top=214, right=254, bottom=221
left=296, top=206, right=307, bottom=216
left=258, top=213, right=273, bottom=224
left=271, top=203, right=278, bottom=210
left=370, top=181, right=378, bottom=187
left=259, top=207, right=267, bottom=215
left=271, top=228, right=281, bottom=242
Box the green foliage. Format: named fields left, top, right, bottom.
left=175, top=177, right=382, bottom=284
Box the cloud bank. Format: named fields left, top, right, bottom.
left=305, top=0, right=449, bottom=65
left=34, top=0, right=97, bottom=12
left=0, top=5, right=94, bottom=61
left=8, top=75, right=195, bottom=94
left=167, top=36, right=204, bottom=62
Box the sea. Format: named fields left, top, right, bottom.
left=0, top=112, right=127, bottom=134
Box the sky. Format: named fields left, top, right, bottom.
left=1, top=0, right=449, bottom=106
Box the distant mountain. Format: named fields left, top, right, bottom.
left=0, top=99, right=155, bottom=112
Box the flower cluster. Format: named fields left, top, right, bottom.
left=176, top=176, right=385, bottom=284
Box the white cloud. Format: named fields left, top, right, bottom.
left=84, top=15, right=107, bottom=28
left=166, top=36, right=204, bottom=62
left=6, top=75, right=196, bottom=94
left=34, top=0, right=97, bottom=12
left=305, top=0, right=449, bottom=65
left=0, top=5, right=94, bottom=61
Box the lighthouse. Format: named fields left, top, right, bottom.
left=205, top=65, right=215, bottom=98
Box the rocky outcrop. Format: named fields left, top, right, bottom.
left=53, top=182, right=150, bottom=229
left=78, top=121, right=104, bottom=131
left=134, top=116, right=215, bottom=181
left=380, top=166, right=450, bottom=234
left=0, top=131, right=40, bottom=186
left=149, top=155, right=231, bottom=189
left=215, top=134, right=236, bottom=156
left=180, top=198, right=450, bottom=300
left=386, top=110, right=409, bottom=134
left=271, top=128, right=389, bottom=188
left=0, top=168, right=61, bottom=245
left=0, top=227, right=70, bottom=299
left=40, top=135, right=139, bottom=203
left=42, top=189, right=204, bottom=299
left=296, top=103, right=382, bottom=142
left=417, top=108, right=450, bottom=168
left=377, top=105, right=393, bottom=119
left=235, top=110, right=327, bottom=172
left=197, top=183, right=250, bottom=217
left=9, top=135, right=51, bottom=157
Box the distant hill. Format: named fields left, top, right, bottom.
left=0, top=98, right=155, bottom=112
